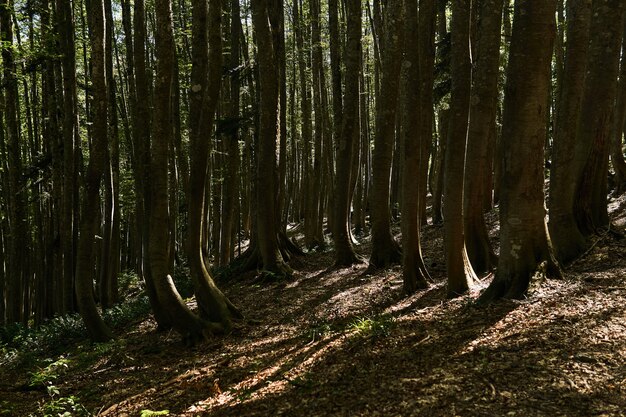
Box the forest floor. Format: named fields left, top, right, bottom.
left=2, top=195, right=626, bottom=416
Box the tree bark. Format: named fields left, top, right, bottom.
left=479, top=0, right=561, bottom=303
left=401, top=0, right=430, bottom=293
left=548, top=0, right=591, bottom=263
left=75, top=0, right=112, bottom=342
left=443, top=0, right=476, bottom=297
left=463, top=0, right=502, bottom=274
left=573, top=0, right=625, bottom=235
left=368, top=2, right=404, bottom=269
left=333, top=0, right=362, bottom=267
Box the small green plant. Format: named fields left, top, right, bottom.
left=305, top=322, right=334, bottom=342
left=140, top=410, right=170, bottom=417
left=348, top=315, right=395, bottom=340
left=29, top=357, right=71, bottom=387
left=0, top=400, right=14, bottom=415
left=40, top=394, right=90, bottom=417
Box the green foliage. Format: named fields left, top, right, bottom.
left=39, top=394, right=90, bottom=417
left=102, top=296, right=151, bottom=328
left=0, top=400, right=14, bottom=415
left=139, top=410, right=170, bottom=417
left=29, top=357, right=71, bottom=387
left=172, top=265, right=195, bottom=299
left=348, top=315, right=395, bottom=340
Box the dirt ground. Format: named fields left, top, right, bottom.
left=2, top=195, right=626, bottom=416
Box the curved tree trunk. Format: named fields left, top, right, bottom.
left=463, top=0, right=502, bottom=274
left=333, top=0, right=362, bottom=267
left=479, top=0, right=561, bottom=304
left=573, top=0, right=625, bottom=235
left=368, top=2, right=404, bottom=269
left=401, top=0, right=430, bottom=293
left=133, top=0, right=172, bottom=329
left=187, top=0, right=242, bottom=326
left=443, top=0, right=476, bottom=297
left=150, top=0, right=225, bottom=341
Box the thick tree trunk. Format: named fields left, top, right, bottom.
left=333, top=0, right=362, bottom=267
left=368, top=2, right=404, bottom=269
left=463, top=0, right=502, bottom=274
left=479, top=0, right=561, bottom=303
left=548, top=0, right=591, bottom=263
left=443, top=0, right=476, bottom=297
left=573, top=0, right=625, bottom=235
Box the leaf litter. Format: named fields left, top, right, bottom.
left=1, top=194, right=626, bottom=416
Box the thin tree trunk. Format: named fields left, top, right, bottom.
left=401, top=0, right=430, bottom=293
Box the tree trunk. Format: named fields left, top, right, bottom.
left=573, top=0, right=625, bottom=235
left=187, top=0, right=241, bottom=326
left=548, top=0, right=591, bottom=263
left=251, top=0, right=292, bottom=277
left=333, top=0, right=362, bottom=267
left=611, top=19, right=626, bottom=195
left=75, top=0, right=113, bottom=342
left=418, top=0, right=437, bottom=225
left=443, top=0, right=476, bottom=297
left=479, top=0, right=561, bottom=303
left=368, top=2, right=404, bottom=269
left=401, top=0, right=430, bottom=293
left=463, top=0, right=502, bottom=274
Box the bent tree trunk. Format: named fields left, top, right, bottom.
left=150, top=0, right=225, bottom=341
left=187, top=0, right=241, bottom=325
left=479, top=0, right=561, bottom=304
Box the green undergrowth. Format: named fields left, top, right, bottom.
left=0, top=271, right=151, bottom=369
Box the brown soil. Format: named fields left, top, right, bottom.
left=2, top=195, right=626, bottom=416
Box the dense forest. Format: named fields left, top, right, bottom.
left=1, top=0, right=626, bottom=415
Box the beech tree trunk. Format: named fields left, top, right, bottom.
left=573, top=0, right=625, bottom=235
left=369, top=2, right=404, bottom=269
left=251, top=0, right=292, bottom=277
left=401, top=0, right=430, bottom=293
left=611, top=19, right=626, bottom=194
left=548, top=0, right=591, bottom=263
left=333, top=0, right=362, bottom=267
left=463, top=0, right=502, bottom=274
left=443, top=0, right=476, bottom=297
left=75, top=0, right=112, bottom=342
left=479, top=0, right=561, bottom=303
